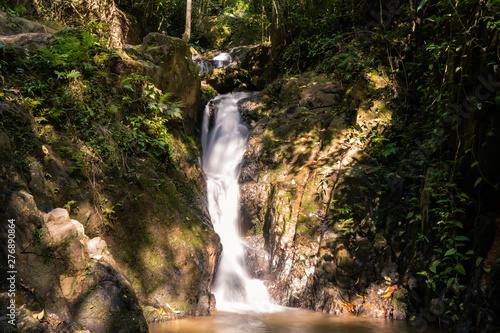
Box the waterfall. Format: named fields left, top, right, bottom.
left=193, top=50, right=234, bottom=74
left=201, top=92, right=275, bottom=313
left=212, top=52, right=232, bottom=68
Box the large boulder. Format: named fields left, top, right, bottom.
left=0, top=10, right=56, bottom=36
left=2, top=192, right=149, bottom=332
left=140, top=33, right=201, bottom=120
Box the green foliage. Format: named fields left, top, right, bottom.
left=5, top=29, right=183, bottom=177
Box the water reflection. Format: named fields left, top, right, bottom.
left=149, top=309, right=444, bottom=333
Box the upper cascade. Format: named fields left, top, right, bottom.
left=193, top=48, right=236, bottom=73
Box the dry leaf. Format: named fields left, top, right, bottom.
left=32, top=309, right=44, bottom=320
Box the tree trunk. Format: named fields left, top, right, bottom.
left=183, top=0, right=192, bottom=42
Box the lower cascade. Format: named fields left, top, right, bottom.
left=201, top=92, right=275, bottom=313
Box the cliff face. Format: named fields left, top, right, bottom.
left=0, top=17, right=219, bottom=332
left=237, top=69, right=500, bottom=331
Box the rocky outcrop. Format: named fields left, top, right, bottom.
left=237, top=71, right=409, bottom=318
left=0, top=10, right=57, bottom=36
left=200, top=44, right=272, bottom=94
left=1, top=195, right=148, bottom=332
left=138, top=32, right=201, bottom=120
left=0, top=24, right=219, bottom=331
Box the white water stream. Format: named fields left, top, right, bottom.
left=194, top=50, right=234, bottom=73
left=201, top=92, right=275, bottom=313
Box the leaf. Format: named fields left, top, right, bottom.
left=455, top=263, right=466, bottom=275
left=444, top=248, right=456, bottom=256
left=54, top=70, right=64, bottom=79
left=66, top=70, right=81, bottom=79
left=32, top=309, right=44, bottom=320
left=476, top=257, right=483, bottom=267
left=474, top=177, right=483, bottom=187
left=471, top=161, right=479, bottom=167
left=122, top=83, right=134, bottom=92
left=430, top=262, right=438, bottom=273
left=455, top=236, right=470, bottom=241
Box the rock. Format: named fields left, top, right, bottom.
left=73, top=263, right=148, bottom=333
left=429, top=298, right=445, bottom=317
left=0, top=10, right=56, bottom=35
left=239, top=180, right=267, bottom=235
left=28, top=159, right=52, bottom=212
left=299, top=80, right=342, bottom=109
left=0, top=33, right=52, bottom=50
left=140, top=33, right=201, bottom=119
left=0, top=130, right=11, bottom=153
left=16, top=312, right=45, bottom=333
left=239, top=45, right=273, bottom=90
left=3, top=190, right=148, bottom=332
left=201, top=67, right=254, bottom=94
left=44, top=208, right=88, bottom=270
left=194, top=292, right=211, bottom=316
left=244, top=235, right=270, bottom=279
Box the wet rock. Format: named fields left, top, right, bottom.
left=244, top=235, right=270, bottom=279
left=239, top=180, right=267, bottom=235
left=201, top=67, right=255, bottom=94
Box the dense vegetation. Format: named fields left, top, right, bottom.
left=1, top=0, right=499, bottom=331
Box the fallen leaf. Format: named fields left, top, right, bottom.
left=33, top=309, right=44, bottom=320
left=381, top=285, right=398, bottom=298
left=340, top=302, right=356, bottom=314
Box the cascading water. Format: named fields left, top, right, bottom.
left=201, top=92, right=275, bottom=313
left=193, top=50, right=234, bottom=73
left=212, top=52, right=232, bottom=68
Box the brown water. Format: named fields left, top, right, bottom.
left=148, top=309, right=445, bottom=333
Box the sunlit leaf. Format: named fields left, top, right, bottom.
left=66, top=70, right=81, bottom=79
left=32, top=309, right=44, bottom=320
